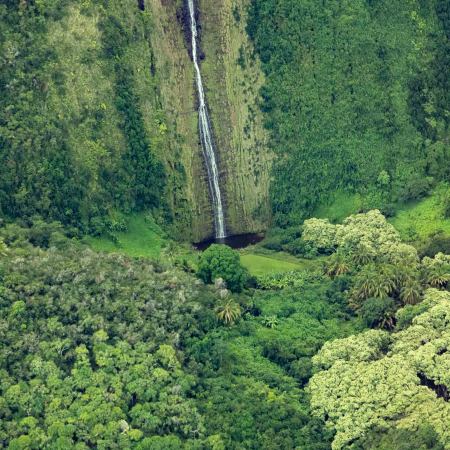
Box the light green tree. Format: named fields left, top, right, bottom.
left=302, top=210, right=418, bottom=264
left=308, top=289, right=450, bottom=450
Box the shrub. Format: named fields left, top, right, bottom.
left=418, top=233, right=450, bottom=258
left=261, top=227, right=301, bottom=252
left=90, top=216, right=106, bottom=236
left=379, top=203, right=396, bottom=218
left=398, top=177, right=434, bottom=203
left=257, top=270, right=314, bottom=290
left=105, top=211, right=127, bottom=232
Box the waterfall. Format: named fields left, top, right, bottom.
left=188, top=0, right=226, bottom=238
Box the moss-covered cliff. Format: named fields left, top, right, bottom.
left=0, top=0, right=271, bottom=241
left=197, top=0, right=272, bottom=236
left=148, top=0, right=272, bottom=240
left=145, top=0, right=215, bottom=241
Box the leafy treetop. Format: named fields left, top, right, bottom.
left=308, top=288, right=450, bottom=450
left=197, top=244, right=247, bottom=293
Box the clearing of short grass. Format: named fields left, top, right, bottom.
left=241, top=254, right=314, bottom=276
left=389, top=183, right=450, bottom=241
left=313, top=192, right=361, bottom=223
left=85, top=214, right=165, bottom=258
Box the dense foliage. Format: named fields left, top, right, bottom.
left=0, top=0, right=169, bottom=234
left=4, top=0, right=450, bottom=446
left=308, top=289, right=450, bottom=450
left=4, top=207, right=450, bottom=448
left=248, top=0, right=450, bottom=226
left=0, top=221, right=370, bottom=449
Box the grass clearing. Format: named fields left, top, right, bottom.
left=313, top=192, right=361, bottom=223
left=85, top=214, right=166, bottom=258
left=241, top=254, right=317, bottom=276
left=388, top=183, right=450, bottom=241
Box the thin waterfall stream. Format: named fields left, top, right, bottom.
left=188, top=0, right=226, bottom=238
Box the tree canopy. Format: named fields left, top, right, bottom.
left=308, top=289, right=450, bottom=450
left=197, top=244, right=247, bottom=293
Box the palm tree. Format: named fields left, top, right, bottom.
left=216, top=299, right=241, bottom=325
left=352, top=244, right=373, bottom=267
left=427, top=265, right=450, bottom=289
left=377, top=261, right=394, bottom=277
left=371, top=274, right=392, bottom=298
left=379, top=310, right=396, bottom=330
left=400, top=281, right=421, bottom=305
left=351, top=266, right=392, bottom=307
left=324, top=252, right=350, bottom=277
left=162, top=241, right=180, bottom=262
left=392, top=264, right=418, bottom=293
left=351, top=271, right=373, bottom=304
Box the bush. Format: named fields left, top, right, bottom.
left=396, top=302, right=432, bottom=331
left=261, top=227, right=301, bottom=252
left=261, top=236, right=285, bottom=251
left=105, top=211, right=128, bottom=232
left=379, top=203, right=396, bottom=218
left=257, top=270, right=314, bottom=290
left=399, top=177, right=434, bottom=203
left=197, top=244, right=247, bottom=293
left=418, top=233, right=450, bottom=258
left=90, top=216, right=106, bottom=236
left=283, top=237, right=307, bottom=255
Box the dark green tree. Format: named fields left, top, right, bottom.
left=197, top=244, right=247, bottom=293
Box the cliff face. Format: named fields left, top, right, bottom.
left=197, top=0, right=272, bottom=237
left=148, top=0, right=272, bottom=240
left=16, top=0, right=271, bottom=242
left=145, top=0, right=214, bottom=242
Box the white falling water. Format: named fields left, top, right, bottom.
left=188, top=0, right=226, bottom=238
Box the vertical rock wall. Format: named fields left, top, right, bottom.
left=198, top=0, right=272, bottom=236
left=148, top=0, right=272, bottom=241
left=147, top=0, right=215, bottom=241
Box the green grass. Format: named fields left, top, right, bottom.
left=85, top=214, right=166, bottom=258
left=388, top=183, right=450, bottom=241
left=241, top=254, right=317, bottom=276
left=313, top=192, right=361, bottom=223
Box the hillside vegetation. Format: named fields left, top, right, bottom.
left=3, top=0, right=450, bottom=241
left=0, top=0, right=172, bottom=234
left=248, top=0, right=450, bottom=227
left=0, top=219, right=363, bottom=449
left=4, top=0, right=450, bottom=447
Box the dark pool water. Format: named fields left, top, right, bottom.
left=194, top=233, right=265, bottom=251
